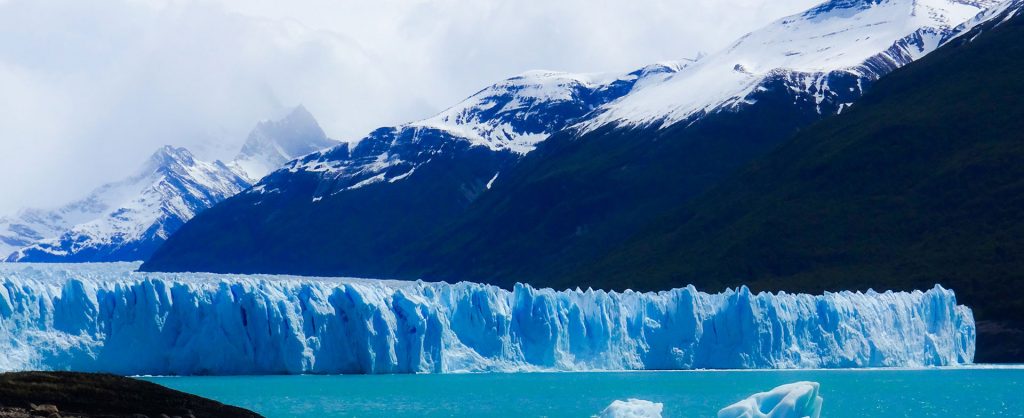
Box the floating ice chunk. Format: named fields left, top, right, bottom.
left=718, top=382, right=823, bottom=418
left=596, top=399, right=664, bottom=418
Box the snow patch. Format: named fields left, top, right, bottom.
left=579, top=0, right=996, bottom=132
left=486, top=172, right=500, bottom=189
left=4, top=147, right=250, bottom=262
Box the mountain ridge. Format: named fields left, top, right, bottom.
left=5, top=146, right=250, bottom=262
left=576, top=0, right=989, bottom=133
left=140, top=66, right=680, bottom=275
left=563, top=0, right=1024, bottom=361
left=376, top=0, right=1005, bottom=286
left=232, top=105, right=340, bottom=182
left=142, top=0, right=1006, bottom=282
left=3, top=105, right=335, bottom=263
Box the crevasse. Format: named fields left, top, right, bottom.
left=0, top=263, right=974, bottom=375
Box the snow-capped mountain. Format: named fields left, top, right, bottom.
left=254, top=66, right=682, bottom=199
left=0, top=149, right=214, bottom=258
left=142, top=0, right=1011, bottom=279
left=142, top=67, right=680, bottom=275
left=176, top=0, right=1003, bottom=207
left=388, top=0, right=1014, bottom=289
left=407, top=66, right=685, bottom=154
left=3, top=106, right=338, bottom=263
left=5, top=146, right=250, bottom=262
left=580, top=0, right=997, bottom=131
left=231, top=105, right=339, bottom=182
left=1, top=208, right=104, bottom=259
left=949, top=0, right=1024, bottom=35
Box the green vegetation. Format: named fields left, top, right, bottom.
left=577, top=12, right=1024, bottom=362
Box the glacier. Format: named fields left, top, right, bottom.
left=0, top=263, right=974, bottom=375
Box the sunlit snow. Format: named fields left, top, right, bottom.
left=718, top=381, right=823, bottom=418
left=0, top=263, right=975, bottom=375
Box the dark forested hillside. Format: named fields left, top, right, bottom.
left=393, top=78, right=846, bottom=287
left=570, top=9, right=1024, bottom=362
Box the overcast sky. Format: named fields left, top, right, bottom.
left=0, top=0, right=822, bottom=214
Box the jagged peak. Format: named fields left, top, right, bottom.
left=241, top=105, right=331, bottom=155
left=233, top=105, right=338, bottom=181
left=273, top=104, right=318, bottom=129
left=141, top=145, right=196, bottom=174
left=400, top=66, right=657, bottom=155
left=802, top=0, right=887, bottom=17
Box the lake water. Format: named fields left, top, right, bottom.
left=145, top=367, right=1024, bottom=417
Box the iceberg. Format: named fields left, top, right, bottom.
left=597, top=382, right=823, bottom=418
left=0, top=263, right=974, bottom=375
left=718, top=382, right=823, bottom=418
left=596, top=399, right=664, bottom=418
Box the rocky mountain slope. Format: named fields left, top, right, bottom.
left=231, top=105, right=339, bottom=182
left=3, top=106, right=333, bottom=262
left=142, top=66, right=683, bottom=275
left=5, top=146, right=250, bottom=262
left=144, top=0, right=1000, bottom=277
left=139, top=0, right=1024, bottom=364
left=381, top=0, right=1007, bottom=285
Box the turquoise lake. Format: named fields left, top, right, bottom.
left=145, top=367, right=1024, bottom=417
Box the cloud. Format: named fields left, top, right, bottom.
left=0, top=0, right=821, bottom=213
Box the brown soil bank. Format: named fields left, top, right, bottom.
left=0, top=372, right=262, bottom=418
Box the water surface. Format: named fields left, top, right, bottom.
left=146, top=367, right=1024, bottom=417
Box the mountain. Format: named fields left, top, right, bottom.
left=579, top=0, right=999, bottom=132
left=375, top=0, right=1004, bottom=284
left=0, top=146, right=239, bottom=259
left=231, top=105, right=339, bottom=182
left=1, top=209, right=101, bottom=259
left=142, top=66, right=684, bottom=275
left=559, top=0, right=1024, bottom=362
left=3, top=105, right=336, bottom=263
left=406, top=67, right=684, bottom=154
left=143, top=0, right=1001, bottom=280
left=5, top=146, right=251, bottom=262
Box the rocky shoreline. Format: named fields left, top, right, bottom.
left=0, top=372, right=261, bottom=418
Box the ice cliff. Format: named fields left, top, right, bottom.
left=0, top=263, right=974, bottom=375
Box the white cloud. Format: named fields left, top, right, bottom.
left=0, top=0, right=821, bottom=214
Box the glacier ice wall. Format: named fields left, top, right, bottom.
left=0, top=263, right=974, bottom=375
